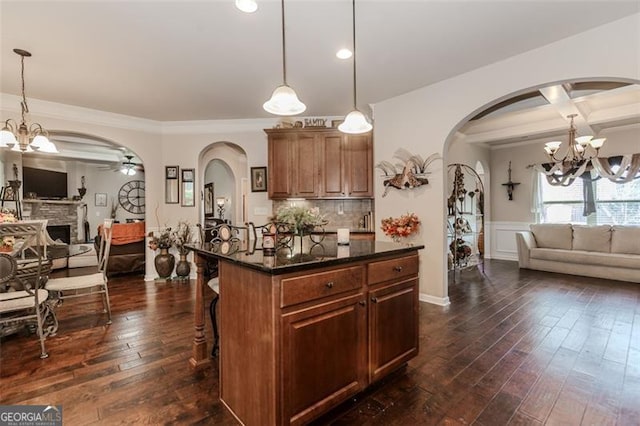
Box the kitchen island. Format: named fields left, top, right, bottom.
left=188, top=237, right=423, bottom=425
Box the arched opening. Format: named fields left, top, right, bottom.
left=198, top=142, right=249, bottom=226
left=443, top=78, right=639, bottom=288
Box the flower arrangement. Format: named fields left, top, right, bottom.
left=0, top=209, right=17, bottom=224
left=148, top=227, right=172, bottom=251
left=171, top=221, right=193, bottom=255
left=272, top=206, right=326, bottom=235
left=0, top=209, right=17, bottom=251
left=381, top=212, right=421, bottom=242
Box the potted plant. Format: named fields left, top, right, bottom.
left=148, top=227, right=174, bottom=278
left=171, top=221, right=193, bottom=279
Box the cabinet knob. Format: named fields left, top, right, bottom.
left=371, top=297, right=378, bottom=303
left=393, top=266, right=403, bottom=272
left=326, top=281, right=334, bottom=288
left=359, top=300, right=366, bottom=307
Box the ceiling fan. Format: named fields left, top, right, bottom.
left=98, top=154, right=144, bottom=175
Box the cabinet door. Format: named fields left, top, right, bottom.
left=282, top=294, right=367, bottom=425
left=268, top=134, right=294, bottom=199
left=346, top=133, right=373, bottom=197
left=321, top=133, right=346, bottom=197
left=369, top=277, right=418, bottom=383
left=293, top=133, right=320, bottom=198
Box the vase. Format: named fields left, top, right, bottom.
left=175, top=253, right=191, bottom=278
left=477, top=225, right=485, bottom=256
left=154, top=248, right=175, bottom=278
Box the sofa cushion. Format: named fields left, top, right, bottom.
left=530, top=224, right=573, bottom=250
left=531, top=248, right=640, bottom=269
left=611, top=225, right=640, bottom=255
left=572, top=225, right=611, bottom=253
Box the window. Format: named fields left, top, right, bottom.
left=539, top=174, right=640, bottom=225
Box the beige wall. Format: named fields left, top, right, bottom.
left=373, top=14, right=639, bottom=304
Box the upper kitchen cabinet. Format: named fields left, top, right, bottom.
left=266, top=128, right=373, bottom=200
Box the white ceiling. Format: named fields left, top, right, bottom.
left=1, top=0, right=638, bottom=122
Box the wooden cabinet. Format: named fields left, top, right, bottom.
left=368, top=255, right=419, bottom=383
left=219, top=252, right=419, bottom=425
left=268, top=132, right=294, bottom=199
left=266, top=128, right=373, bottom=199
left=282, top=294, right=367, bottom=425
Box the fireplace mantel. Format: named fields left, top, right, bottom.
left=23, top=199, right=84, bottom=206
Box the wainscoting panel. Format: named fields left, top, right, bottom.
left=486, top=222, right=530, bottom=261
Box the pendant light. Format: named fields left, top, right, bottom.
left=339, top=0, right=372, bottom=134
left=1, top=49, right=58, bottom=153
left=263, top=0, right=306, bottom=116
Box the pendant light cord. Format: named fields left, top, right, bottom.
left=20, top=54, right=29, bottom=122
left=281, top=0, right=287, bottom=85
left=351, top=0, right=357, bottom=110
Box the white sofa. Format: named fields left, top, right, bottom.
left=516, top=223, right=640, bottom=283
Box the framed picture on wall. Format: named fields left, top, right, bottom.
left=181, top=168, right=195, bottom=207
left=95, top=193, right=107, bottom=207
left=204, top=182, right=215, bottom=217
left=251, top=167, right=267, bottom=192
left=165, top=166, right=179, bottom=204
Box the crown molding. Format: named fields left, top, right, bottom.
left=0, top=93, right=160, bottom=133
left=1, top=93, right=348, bottom=136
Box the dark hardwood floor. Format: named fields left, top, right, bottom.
left=1, top=261, right=638, bottom=425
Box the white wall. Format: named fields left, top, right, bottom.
left=373, top=14, right=640, bottom=305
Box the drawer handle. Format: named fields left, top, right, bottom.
left=359, top=300, right=366, bottom=307
left=371, top=297, right=378, bottom=303
left=326, top=281, right=334, bottom=288
left=393, top=266, right=403, bottom=272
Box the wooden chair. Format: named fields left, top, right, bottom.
left=0, top=221, right=51, bottom=359
left=45, top=219, right=113, bottom=325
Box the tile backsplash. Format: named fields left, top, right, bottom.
left=272, top=199, right=374, bottom=231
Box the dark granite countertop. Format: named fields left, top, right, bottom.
left=186, top=236, right=423, bottom=275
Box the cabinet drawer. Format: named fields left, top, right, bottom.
left=368, top=255, right=419, bottom=285
left=281, top=266, right=364, bottom=308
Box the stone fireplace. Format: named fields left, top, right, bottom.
left=22, top=199, right=83, bottom=244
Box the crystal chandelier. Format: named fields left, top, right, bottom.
left=0, top=49, right=58, bottom=154
left=543, top=114, right=604, bottom=166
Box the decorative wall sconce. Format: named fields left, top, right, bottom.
left=502, top=161, right=520, bottom=201
left=216, top=197, right=226, bottom=219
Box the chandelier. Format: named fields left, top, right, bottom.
left=121, top=155, right=137, bottom=176
left=0, top=49, right=58, bottom=154
left=543, top=114, right=604, bottom=166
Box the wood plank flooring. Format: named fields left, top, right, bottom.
left=1, top=260, right=638, bottom=425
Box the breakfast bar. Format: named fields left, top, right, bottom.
left=188, top=237, right=423, bottom=425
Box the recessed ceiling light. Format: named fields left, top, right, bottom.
left=235, top=0, right=258, bottom=13
left=336, top=48, right=352, bottom=59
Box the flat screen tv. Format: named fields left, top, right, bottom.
left=22, top=166, right=68, bottom=199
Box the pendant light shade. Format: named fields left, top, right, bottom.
left=339, top=110, right=372, bottom=134
left=263, top=84, right=306, bottom=116
left=339, top=0, right=371, bottom=134
left=263, top=0, right=306, bottom=116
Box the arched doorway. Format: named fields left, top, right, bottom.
left=198, top=142, right=248, bottom=226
